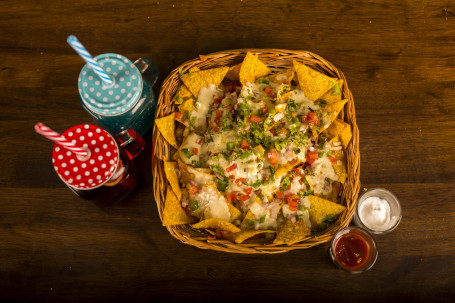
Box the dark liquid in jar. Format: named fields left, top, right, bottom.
left=334, top=231, right=370, bottom=270
left=70, top=150, right=139, bottom=207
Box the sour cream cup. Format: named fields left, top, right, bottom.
left=353, top=188, right=402, bottom=235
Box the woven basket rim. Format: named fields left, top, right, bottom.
left=152, top=48, right=361, bottom=254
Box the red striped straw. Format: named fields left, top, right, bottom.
left=34, top=123, right=88, bottom=157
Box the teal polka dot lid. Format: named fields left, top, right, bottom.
left=78, top=53, right=143, bottom=116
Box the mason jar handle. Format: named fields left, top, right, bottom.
left=114, top=129, right=145, bottom=160
left=134, top=57, right=159, bottom=87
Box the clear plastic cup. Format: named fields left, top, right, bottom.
left=353, top=188, right=402, bottom=235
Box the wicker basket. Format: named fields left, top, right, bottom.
left=152, top=49, right=360, bottom=254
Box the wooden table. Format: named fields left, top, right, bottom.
left=1, top=0, right=454, bottom=301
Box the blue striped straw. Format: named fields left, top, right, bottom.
left=67, top=35, right=113, bottom=86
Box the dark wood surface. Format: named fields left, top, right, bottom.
left=1, top=0, right=454, bottom=302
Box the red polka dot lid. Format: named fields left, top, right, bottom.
left=52, top=124, right=119, bottom=189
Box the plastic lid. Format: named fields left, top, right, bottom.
left=78, top=53, right=142, bottom=116
left=52, top=124, right=119, bottom=189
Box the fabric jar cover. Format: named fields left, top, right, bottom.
left=78, top=53, right=142, bottom=116
left=52, top=124, right=119, bottom=189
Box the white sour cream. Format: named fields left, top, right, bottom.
left=358, top=197, right=393, bottom=231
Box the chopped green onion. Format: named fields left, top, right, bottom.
left=190, top=200, right=199, bottom=211
left=259, top=215, right=266, bottom=224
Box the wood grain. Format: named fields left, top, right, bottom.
left=0, top=0, right=454, bottom=302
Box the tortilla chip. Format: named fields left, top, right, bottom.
left=293, top=60, right=338, bottom=101
left=162, top=189, right=195, bottom=226
left=308, top=195, right=345, bottom=227
left=164, top=161, right=182, bottom=200
left=323, top=119, right=346, bottom=141
left=172, top=84, right=193, bottom=105
left=192, top=218, right=241, bottom=233
left=232, top=230, right=276, bottom=244
left=178, top=159, right=191, bottom=184
left=155, top=113, right=178, bottom=148
left=275, top=159, right=300, bottom=179
left=181, top=66, right=229, bottom=97
left=239, top=209, right=259, bottom=230
left=175, top=98, right=196, bottom=126
left=268, top=67, right=295, bottom=84
left=225, top=63, right=241, bottom=81
left=273, top=219, right=311, bottom=245
left=228, top=203, right=242, bottom=221
left=172, top=151, right=180, bottom=161
left=332, top=161, right=347, bottom=184
left=339, top=123, right=352, bottom=149
left=239, top=52, right=271, bottom=85
left=319, top=79, right=344, bottom=104
left=312, top=99, right=348, bottom=137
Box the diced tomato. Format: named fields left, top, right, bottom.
left=308, top=152, right=319, bottom=160
left=329, top=155, right=337, bottom=163
left=196, top=138, right=203, bottom=144
left=213, top=126, right=220, bottom=132
left=267, top=150, right=278, bottom=166
left=225, top=104, right=233, bottom=110
left=288, top=199, right=299, bottom=211
left=238, top=194, right=250, bottom=202
left=265, top=86, right=273, bottom=94
left=244, top=187, right=253, bottom=195
left=261, top=107, right=268, bottom=114
left=226, top=163, right=237, bottom=172
left=229, top=174, right=235, bottom=180
left=241, top=139, right=250, bottom=149
left=191, top=147, right=198, bottom=156
left=174, top=111, right=183, bottom=120
left=215, top=229, right=232, bottom=240
left=307, top=112, right=319, bottom=126
left=227, top=191, right=239, bottom=203
left=235, top=178, right=245, bottom=186
left=275, top=191, right=284, bottom=199
left=249, top=115, right=262, bottom=123
left=300, top=115, right=307, bottom=123
left=216, top=109, right=223, bottom=118
left=188, top=185, right=199, bottom=195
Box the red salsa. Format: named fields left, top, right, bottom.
left=334, top=233, right=369, bottom=269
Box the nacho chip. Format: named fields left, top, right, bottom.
left=308, top=195, right=345, bottom=227
left=225, top=63, right=241, bottom=81
left=323, top=119, right=346, bottom=141
left=164, top=161, right=181, bottom=200
left=162, top=189, right=195, bottom=226
left=268, top=67, right=295, bottom=84
left=228, top=203, right=242, bottom=221
left=181, top=66, right=229, bottom=97
left=275, top=159, right=300, bottom=179
left=293, top=60, right=338, bottom=101
left=319, top=79, right=344, bottom=105
left=155, top=113, right=178, bottom=148
left=332, top=161, right=347, bottom=184
left=239, top=52, right=271, bottom=85
left=273, top=219, right=311, bottom=245
left=178, top=159, right=191, bottom=184
left=192, top=218, right=241, bottom=233
left=172, top=151, right=180, bottom=161
left=312, top=99, right=348, bottom=137
left=240, top=210, right=256, bottom=230
left=232, top=230, right=276, bottom=244
left=339, top=123, right=352, bottom=149
left=175, top=98, right=196, bottom=126
left=172, top=84, right=193, bottom=105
